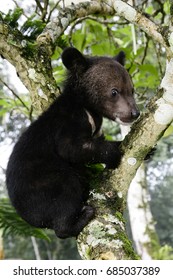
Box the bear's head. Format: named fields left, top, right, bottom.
left=62, top=47, right=140, bottom=125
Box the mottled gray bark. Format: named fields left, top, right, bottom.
left=0, top=23, right=58, bottom=112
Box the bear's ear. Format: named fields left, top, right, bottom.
left=61, top=47, right=87, bottom=70
left=114, top=51, right=126, bottom=66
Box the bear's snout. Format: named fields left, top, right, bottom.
left=131, top=109, right=140, bottom=120
left=113, top=96, right=140, bottom=125
left=115, top=107, right=140, bottom=125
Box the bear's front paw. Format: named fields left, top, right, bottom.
left=105, top=143, right=123, bottom=169
left=81, top=205, right=95, bottom=220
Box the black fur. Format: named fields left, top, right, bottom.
left=6, top=48, right=139, bottom=238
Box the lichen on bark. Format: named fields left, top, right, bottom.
left=77, top=173, right=138, bottom=260
left=0, top=22, right=58, bottom=113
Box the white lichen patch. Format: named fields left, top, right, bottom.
left=113, top=1, right=137, bottom=22
left=61, top=17, right=69, bottom=28
left=79, top=243, right=89, bottom=258
left=105, top=224, right=117, bottom=235
left=86, top=235, right=100, bottom=247
left=28, top=68, right=37, bottom=81
left=154, top=103, right=173, bottom=125
left=38, top=88, right=48, bottom=101
left=155, top=97, right=165, bottom=106
left=127, top=157, right=137, bottom=166
left=86, top=220, right=105, bottom=246
left=163, top=91, right=173, bottom=104
left=81, top=217, right=125, bottom=257
left=86, top=233, right=123, bottom=249
left=111, top=239, right=124, bottom=248
left=169, top=32, right=173, bottom=53
left=47, top=83, right=57, bottom=94
left=105, top=214, right=125, bottom=230
left=87, top=220, right=104, bottom=234
left=90, top=190, right=106, bottom=201
left=117, top=191, right=123, bottom=198
left=161, top=59, right=173, bottom=105
left=161, top=59, right=173, bottom=86
left=21, top=40, right=27, bottom=47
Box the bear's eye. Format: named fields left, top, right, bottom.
left=111, top=88, right=119, bottom=97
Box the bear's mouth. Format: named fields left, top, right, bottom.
left=114, top=110, right=140, bottom=125
left=115, top=116, right=134, bottom=126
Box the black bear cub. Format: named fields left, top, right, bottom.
left=6, top=48, right=139, bottom=238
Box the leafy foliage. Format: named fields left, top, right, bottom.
left=20, top=15, right=46, bottom=39
left=0, top=8, right=46, bottom=40
left=152, top=245, right=173, bottom=260
left=2, top=8, right=23, bottom=28
left=0, top=199, right=50, bottom=241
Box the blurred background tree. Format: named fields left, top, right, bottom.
left=0, top=0, right=173, bottom=259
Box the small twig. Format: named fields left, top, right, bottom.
left=47, top=0, right=62, bottom=22
left=73, top=15, right=127, bottom=26
left=155, top=43, right=164, bottom=77
left=0, top=78, right=30, bottom=112
left=35, top=0, right=43, bottom=12
left=68, top=15, right=128, bottom=45
left=0, top=166, right=6, bottom=174
left=41, top=0, right=49, bottom=21
left=31, top=237, right=41, bottom=260
left=131, top=24, right=137, bottom=55
left=12, top=0, right=29, bottom=19
left=141, top=33, right=150, bottom=64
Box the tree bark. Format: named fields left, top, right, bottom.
left=0, top=23, right=58, bottom=112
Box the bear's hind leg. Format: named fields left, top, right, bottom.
left=53, top=204, right=95, bottom=239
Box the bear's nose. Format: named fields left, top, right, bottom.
left=131, top=109, right=140, bottom=120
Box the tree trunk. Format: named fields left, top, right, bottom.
left=127, top=164, right=158, bottom=259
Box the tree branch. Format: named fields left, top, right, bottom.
left=108, top=0, right=171, bottom=57
left=37, top=0, right=172, bottom=57
left=37, top=0, right=115, bottom=48
left=0, top=23, right=58, bottom=113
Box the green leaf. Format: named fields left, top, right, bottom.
left=134, top=64, right=160, bottom=89
left=163, top=124, right=173, bottom=138
left=71, top=31, right=86, bottom=51
left=4, top=8, right=23, bottom=28
left=0, top=199, right=50, bottom=242
left=20, top=16, right=46, bottom=39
